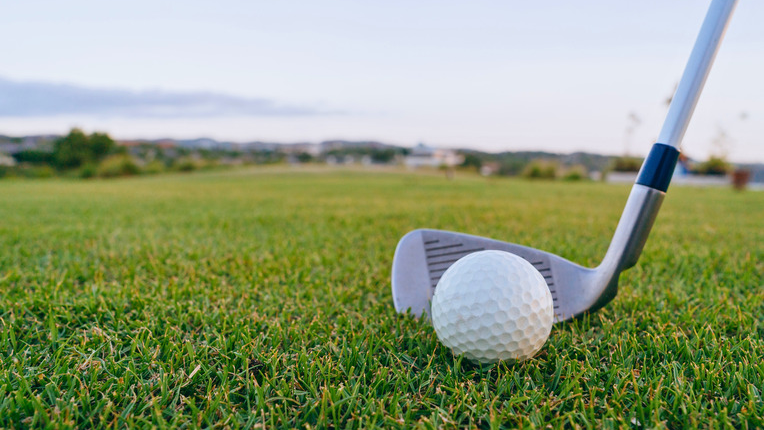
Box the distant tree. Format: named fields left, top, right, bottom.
left=253, top=150, right=284, bottom=165
left=96, top=154, right=141, bottom=177
left=498, top=160, right=526, bottom=176
left=143, top=160, right=166, bottom=175
left=53, top=128, right=91, bottom=169
left=694, top=156, right=730, bottom=176
left=79, top=162, right=98, bottom=179
left=562, top=165, right=588, bottom=181
left=89, top=132, right=116, bottom=161
left=460, top=153, right=482, bottom=172
left=522, top=160, right=558, bottom=179
left=297, top=152, right=313, bottom=163
left=53, top=128, right=116, bottom=170
left=174, top=158, right=197, bottom=172
left=370, top=149, right=395, bottom=163
left=12, top=150, right=54, bottom=165
left=611, top=156, right=642, bottom=172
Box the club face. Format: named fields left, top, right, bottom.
left=392, top=229, right=608, bottom=323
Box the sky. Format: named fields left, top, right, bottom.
left=0, top=0, right=762, bottom=162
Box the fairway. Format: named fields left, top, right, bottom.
left=1, top=168, right=762, bottom=428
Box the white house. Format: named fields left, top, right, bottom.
left=404, top=143, right=463, bottom=168
left=0, top=153, right=16, bottom=167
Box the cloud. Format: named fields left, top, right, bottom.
left=0, top=77, right=325, bottom=118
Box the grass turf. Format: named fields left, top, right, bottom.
left=0, top=168, right=762, bottom=428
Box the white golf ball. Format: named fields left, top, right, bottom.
left=431, top=250, right=554, bottom=364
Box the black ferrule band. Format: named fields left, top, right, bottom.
left=635, top=143, right=680, bottom=192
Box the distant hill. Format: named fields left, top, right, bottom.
left=457, top=148, right=616, bottom=176
left=2, top=133, right=762, bottom=183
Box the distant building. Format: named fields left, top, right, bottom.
left=155, top=140, right=177, bottom=150
left=282, top=143, right=321, bottom=156
left=0, top=135, right=55, bottom=154
left=0, top=153, right=16, bottom=166
left=117, top=140, right=142, bottom=149
left=404, top=143, right=463, bottom=168
left=480, top=162, right=500, bottom=176
left=0, top=144, right=18, bottom=154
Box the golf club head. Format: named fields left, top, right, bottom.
left=392, top=229, right=605, bottom=323
left=391, top=183, right=666, bottom=324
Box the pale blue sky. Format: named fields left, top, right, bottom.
left=0, top=0, right=761, bottom=161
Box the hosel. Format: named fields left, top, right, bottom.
left=597, top=143, right=680, bottom=296
left=602, top=185, right=666, bottom=273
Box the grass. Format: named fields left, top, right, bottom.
left=0, top=167, right=762, bottom=428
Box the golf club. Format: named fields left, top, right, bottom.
left=392, top=0, right=738, bottom=323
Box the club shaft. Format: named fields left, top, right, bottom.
left=616, top=0, right=738, bottom=277
left=657, top=0, right=738, bottom=148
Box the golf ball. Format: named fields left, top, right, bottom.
left=431, top=250, right=553, bottom=364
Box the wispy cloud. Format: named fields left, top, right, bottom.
left=0, top=77, right=325, bottom=118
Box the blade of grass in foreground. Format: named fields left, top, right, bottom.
left=0, top=169, right=761, bottom=428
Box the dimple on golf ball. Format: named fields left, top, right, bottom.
left=431, top=250, right=554, bottom=364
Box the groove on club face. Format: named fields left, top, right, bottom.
left=421, top=233, right=563, bottom=320
left=392, top=229, right=575, bottom=323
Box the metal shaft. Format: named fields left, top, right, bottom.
left=657, top=0, right=738, bottom=148
left=604, top=0, right=739, bottom=291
